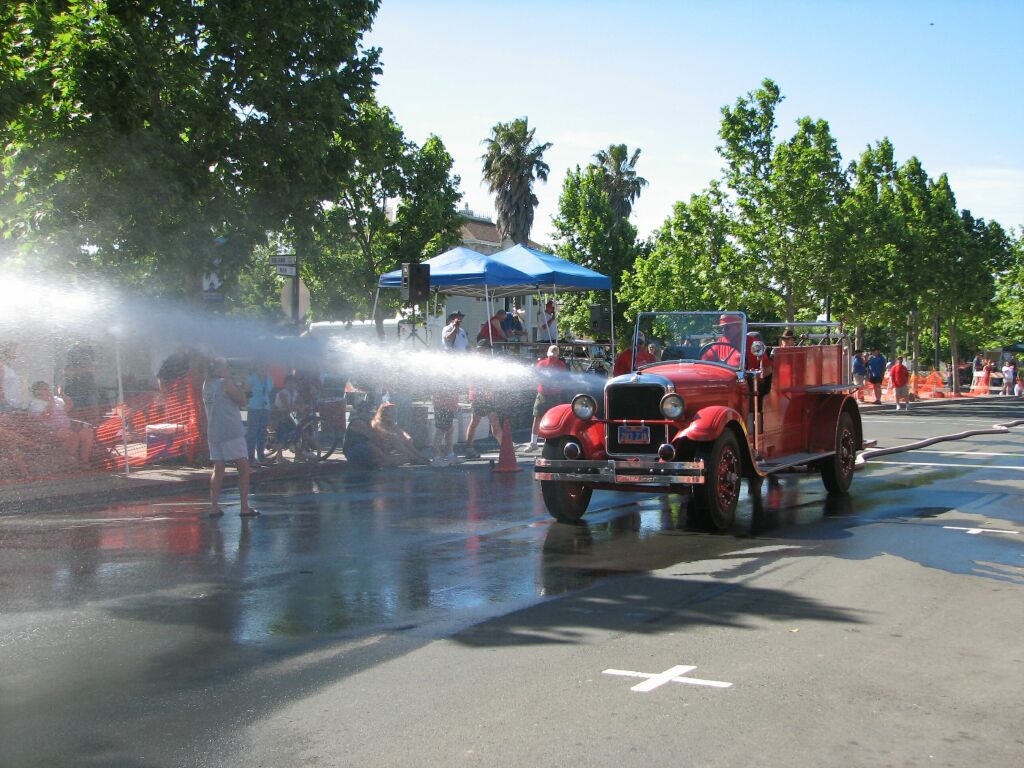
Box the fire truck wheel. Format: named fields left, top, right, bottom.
left=820, top=411, right=856, bottom=494
left=692, top=431, right=741, bottom=531
left=541, top=438, right=593, bottom=523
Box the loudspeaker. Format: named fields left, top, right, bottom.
left=589, top=304, right=611, bottom=336
left=401, top=262, right=430, bottom=305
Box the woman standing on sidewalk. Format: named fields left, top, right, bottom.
left=203, top=358, right=258, bottom=517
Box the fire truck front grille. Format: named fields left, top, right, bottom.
left=606, top=383, right=667, bottom=456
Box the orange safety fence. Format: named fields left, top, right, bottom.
left=0, top=372, right=204, bottom=486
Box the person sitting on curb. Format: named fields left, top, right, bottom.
left=28, top=381, right=94, bottom=467
left=342, top=399, right=392, bottom=468
left=372, top=402, right=432, bottom=465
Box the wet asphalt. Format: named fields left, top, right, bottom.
left=1, top=397, right=1022, bottom=767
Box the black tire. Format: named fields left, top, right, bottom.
left=820, top=411, right=856, bottom=495
left=692, top=431, right=742, bottom=531
left=299, top=417, right=338, bottom=461
left=540, top=438, right=593, bottom=523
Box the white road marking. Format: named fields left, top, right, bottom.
left=603, top=665, right=733, bottom=692
left=943, top=526, right=1020, bottom=536
left=867, top=460, right=1024, bottom=470
left=725, top=545, right=805, bottom=556
left=911, top=449, right=1024, bottom=458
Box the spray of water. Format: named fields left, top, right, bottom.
left=0, top=274, right=594, bottom=403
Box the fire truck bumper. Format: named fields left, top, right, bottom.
left=534, top=458, right=705, bottom=486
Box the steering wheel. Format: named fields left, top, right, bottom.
left=698, top=342, right=741, bottom=365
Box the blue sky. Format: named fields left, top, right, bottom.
left=367, top=0, right=1023, bottom=242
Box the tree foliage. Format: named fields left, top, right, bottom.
left=302, top=104, right=462, bottom=321
left=551, top=163, right=643, bottom=339
left=481, top=117, right=551, bottom=245
left=621, top=78, right=1017, bottom=367
left=593, top=144, right=648, bottom=220
left=1, top=0, right=381, bottom=298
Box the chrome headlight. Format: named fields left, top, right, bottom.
left=571, top=394, right=598, bottom=420
left=660, top=393, right=685, bottom=419
left=750, top=340, right=766, bottom=358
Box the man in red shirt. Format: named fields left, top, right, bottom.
left=526, top=345, right=569, bottom=452
left=890, top=354, right=911, bottom=411
left=613, top=333, right=656, bottom=376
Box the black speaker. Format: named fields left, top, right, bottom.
left=401, top=262, right=430, bottom=305
left=589, top=304, right=611, bottom=336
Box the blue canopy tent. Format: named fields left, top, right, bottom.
left=374, top=244, right=614, bottom=346
left=377, top=246, right=538, bottom=298
left=489, top=244, right=616, bottom=346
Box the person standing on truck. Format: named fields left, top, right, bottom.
left=613, top=333, right=655, bottom=376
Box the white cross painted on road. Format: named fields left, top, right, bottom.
left=603, top=665, right=732, bottom=692
left=943, top=526, right=1019, bottom=536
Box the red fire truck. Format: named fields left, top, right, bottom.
left=534, top=311, right=866, bottom=530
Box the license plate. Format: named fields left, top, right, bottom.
left=618, top=425, right=651, bottom=445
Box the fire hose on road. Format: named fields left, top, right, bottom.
left=856, top=418, right=1024, bottom=468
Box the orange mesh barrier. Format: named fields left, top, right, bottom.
left=0, top=373, right=203, bottom=485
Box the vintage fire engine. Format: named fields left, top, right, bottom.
left=534, top=311, right=865, bottom=529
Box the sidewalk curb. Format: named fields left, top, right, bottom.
left=0, top=460, right=348, bottom=516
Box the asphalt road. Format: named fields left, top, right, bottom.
left=1, top=398, right=1022, bottom=767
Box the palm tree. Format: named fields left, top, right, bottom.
left=481, top=118, right=552, bottom=245
left=593, top=144, right=648, bottom=220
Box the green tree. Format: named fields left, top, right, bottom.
left=717, top=79, right=848, bottom=322
left=622, top=79, right=847, bottom=327
left=620, top=183, right=763, bottom=322
left=551, top=164, right=643, bottom=338
left=992, top=231, right=1024, bottom=343
left=481, top=117, right=551, bottom=245
left=1, top=0, right=381, bottom=298
left=593, top=144, right=648, bottom=220
left=303, top=104, right=462, bottom=324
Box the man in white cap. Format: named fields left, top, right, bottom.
left=526, top=344, right=568, bottom=452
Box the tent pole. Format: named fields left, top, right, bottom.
left=370, top=287, right=380, bottom=328
left=609, top=288, right=616, bottom=357
left=115, top=336, right=130, bottom=476
left=484, top=285, right=493, bottom=353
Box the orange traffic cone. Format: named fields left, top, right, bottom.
left=492, top=417, right=521, bottom=473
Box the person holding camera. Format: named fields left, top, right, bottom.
left=442, top=311, right=468, bottom=351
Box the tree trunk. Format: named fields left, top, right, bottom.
left=949, top=318, right=960, bottom=396
left=911, top=319, right=921, bottom=378
left=855, top=324, right=864, bottom=353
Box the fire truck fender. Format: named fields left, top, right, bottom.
left=678, top=406, right=746, bottom=444
left=808, top=396, right=863, bottom=453
left=537, top=404, right=606, bottom=455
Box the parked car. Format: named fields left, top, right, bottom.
left=534, top=311, right=867, bottom=530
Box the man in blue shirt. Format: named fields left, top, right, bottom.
left=866, top=348, right=887, bottom=405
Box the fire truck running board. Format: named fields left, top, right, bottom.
left=757, top=451, right=832, bottom=474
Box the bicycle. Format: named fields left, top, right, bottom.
left=266, top=400, right=345, bottom=462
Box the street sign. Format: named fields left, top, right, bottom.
left=269, top=255, right=296, bottom=266
left=276, top=265, right=297, bottom=276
